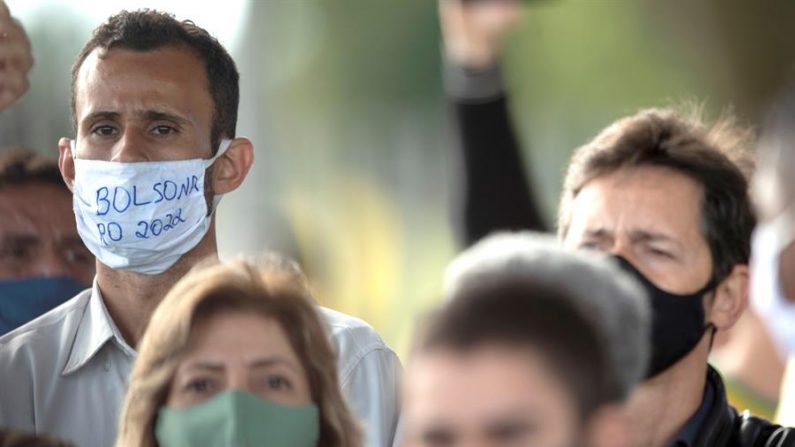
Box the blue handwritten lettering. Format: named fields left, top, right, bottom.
left=133, top=208, right=186, bottom=240
left=150, top=219, right=163, bottom=236
left=135, top=221, right=149, bottom=239
left=97, top=223, right=108, bottom=245
left=96, top=222, right=122, bottom=245
left=163, top=214, right=174, bottom=231
left=153, top=182, right=165, bottom=204
left=112, top=187, right=132, bottom=214
left=179, top=178, right=192, bottom=199
left=108, top=222, right=123, bottom=241
left=163, top=181, right=177, bottom=201
left=96, top=187, right=110, bottom=216
left=132, top=185, right=152, bottom=207
left=173, top=208, right=187, bottom=224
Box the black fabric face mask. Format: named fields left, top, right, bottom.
left=613, top=256, right=716, bottom=379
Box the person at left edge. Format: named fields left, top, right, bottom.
left=0, top=150, right=93, bottom=336
left=0, top=0, right=33, bottom=111
left=0, top=10, right=401, bottom=447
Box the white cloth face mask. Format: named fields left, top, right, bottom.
left=751, top=205, right=795, bottom=358
left=71, top=139, right=231, bottom=275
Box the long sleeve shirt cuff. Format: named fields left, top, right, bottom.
left=444, top=61, right=506, bottom=103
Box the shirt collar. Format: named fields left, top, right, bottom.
left=62, top=280, right=136, bottom=375
left=670, top=376, right=716, bottom=447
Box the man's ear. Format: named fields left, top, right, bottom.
left=708, top=264, right=749, bottom=332
left=585, top=404, right=631, bottom=447
left=211, top=137, right=253, bottom=194
left=58, top=137, right=76, bottom=192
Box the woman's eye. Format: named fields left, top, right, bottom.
left=266, top=375, right=292, bottom=391
left=185, top=378, right=214, bottom=394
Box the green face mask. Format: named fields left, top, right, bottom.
left=155, top=390, right=320, bottom=447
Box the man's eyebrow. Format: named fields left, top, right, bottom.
left=584, top=228, right=613, bottom=239
left=144, top=110, right=191, bottom=126
left=81, top=111, right=120, bottom=125
left=483, top=409, right=538, bottom=438
left=629, top=229, right=679, bottom=245
left=80, top=111, right=191, bottom=127
left=0, top=235, right=40, bottom=247
left=60, top=236, right=89, bottom=247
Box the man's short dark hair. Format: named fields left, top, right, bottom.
left=0, top=149, right=67, bottom=192
left=417, top=278, right=616, bottom=420
left=559, top=108, right=756, bottom=283
left=71, top=9, right=239, bottom=151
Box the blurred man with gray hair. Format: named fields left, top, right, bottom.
left=402, top=232, right=650, bottom=447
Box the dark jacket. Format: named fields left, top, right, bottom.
left=449, top=89, right=795, bottom=447
left=700, top=366, right=794, bottom=446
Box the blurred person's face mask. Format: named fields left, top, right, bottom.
left=613, top=256, right=716, bottom=378
left=751, top=205, right=795, bottom=357
left=155, top=389, right=320, bottom=447
left=0, top=276, right=87, bottom=335
left=70, top=140, right=231, bottom=275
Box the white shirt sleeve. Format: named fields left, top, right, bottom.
left=320, top=307, right=403, bottom=447
left=341, top=347, right=403, bottom=447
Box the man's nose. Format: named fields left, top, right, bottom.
left=608, top=238, right=632, bottom=260
left=32, top=248, right=71, bottom=279
left=111, top=131, right=150, bottom=163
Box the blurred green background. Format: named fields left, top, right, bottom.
left=2, top=0, right=794, bottom=358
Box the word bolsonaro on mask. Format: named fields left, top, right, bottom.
left=70, top=140, right=231, bottom=275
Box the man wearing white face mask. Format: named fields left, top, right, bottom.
left=0, top=10, right=402, bottom=447
left=751, top=84, right=795, bottom=425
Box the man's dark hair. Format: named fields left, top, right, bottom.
left=0, top=149, right=67, bottom=192
left=417, top=278, right=618, bottom=420
left=71, top=9, right=239, bottom=151
left=559, top=108, right=756, bottom=284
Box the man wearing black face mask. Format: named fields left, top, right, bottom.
left=554, top=110, right=795, bottom=447
left=439, top=1, right=795, bottom=445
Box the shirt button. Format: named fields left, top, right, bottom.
left=104, top=360, right=111, bottom=371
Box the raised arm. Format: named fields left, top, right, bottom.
left=440, top=0, right=548, bottom=246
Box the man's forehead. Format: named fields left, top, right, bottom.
left=0, top=185, right=73, bottom=234
left=77, top=44, right=204, bottom=78
left=74, top=46, right=210, bottom=117
left=569, top=167, right=704, bottom=237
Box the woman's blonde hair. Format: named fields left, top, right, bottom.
left=115, top=255, right=362, bottom=447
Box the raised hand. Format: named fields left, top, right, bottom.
left=438, top=0, right=524, bottom=69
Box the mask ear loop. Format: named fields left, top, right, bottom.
left=69, top=139, right=78, bottom=159
left=705, top=322, right=718, bottom=349
left=204, top=139, right=233, bottom=168
left=204, top=139, right=234, bottom=216
left=700, top=278, right=720, bottom=349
